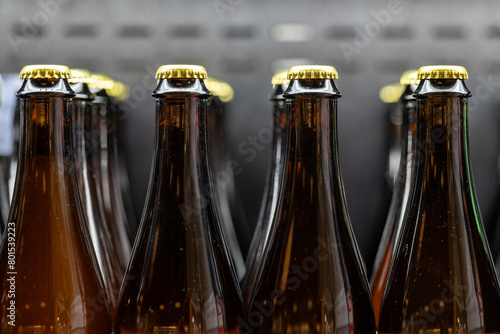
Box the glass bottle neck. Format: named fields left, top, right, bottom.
left=286, top=97, right=338, bottom=169
left=154, top=96, right=207, bottom=180
left=16, top=79, right=75, bottom=176
left=94, top=91, right=118, bottom=160
left=414, top=96, right=469, bottom=187
left=151, top=77, right=211, bottom=211
left=13, top=79, right=77, bottom=214
left=396, top=87, right=417, bottom=187
left=271, top=99, right=286, bottom=167
left=283, top=78, right=341, bottom=173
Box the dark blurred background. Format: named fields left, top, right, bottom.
left=1, top=0, right=500, bottom=274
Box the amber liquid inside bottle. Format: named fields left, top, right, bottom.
left=0, top=78, right=112, bottom=333
left=247, top=78, right=376, bottom=334
left=379, top=79, right=500, bottom=334
left=72, top=82, right=124, bottom=318
left=243, top=83, right=287, bottom=310
left=115, top=78, right=243, bottom=334
left=370, top=85, right=417, bottom=325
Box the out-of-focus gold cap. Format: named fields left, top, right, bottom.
left=417, top=65, right=468, bottom=80
left=379, top=83, right=405, bottom=104
left=271, top=70, right=290, bottom=87
left=19, top=64, right=71, bottom=79
left=69, top=68, right=93, bottom=84
left=287, top=65, right=338, bottom=80
left=156, top=65, right=207, bottom=79
left=205, top=77, right=234, bottom=102
left=89, top=74, right=114, bottom=90
left=400, top=70, right=419, bottom=85
left=108, top=80, right=130, bottom=101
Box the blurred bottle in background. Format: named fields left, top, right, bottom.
left=362, top=83, right=403, bottom=274
left=115, top=65, right=244, bottom=334
left=206, top=77, right=246, bottom=280
left=70, top=68, right=124, bottom=318
left=247, top=65, right=376, bottom=334
left=379, top=82, right=407, bottom=187
left=89, top=74, right=132, bottom=273
left=109, top=80, right=139, bottom=243
left=370, top=70, right=418, bottom=326
left=0, top=64, right=112, bottom=333
left=205, top=76, right=252, bottom=262
left=242, top=69, right=288, bottom=309
left=379, top=65, right=500, bottom=334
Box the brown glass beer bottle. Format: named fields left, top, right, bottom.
left=246, top=65, right=376, bottom=334
left=114, top=65, right=244, bottom=334
left=370, top=70, right=419, bottom=326
left=242, top=70, right=288, bottom=310
left=0, top=65, right=112, bottom=333
left=89, top=74, right=132, bottom=274
left=379, top=65, right=500, bottom=334
left=70, top=69, right=124, bottom=318
left=205, top=77, right=246, bottom=280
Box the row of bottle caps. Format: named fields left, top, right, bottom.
left=3, top=63, right=498, bottom=334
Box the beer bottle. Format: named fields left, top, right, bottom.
left=242, top=70, right=288, bottom=309
left=247, top=65, right=376, bottom=334
left=204, top=80, right=251, bottom=261
left=0, top=64, right=112, bottom=333
left=205, top=77, right=246, bottom=280
left=107, top=80, right=138, bottom=242
left=370, top=70, right=419, bottom=326
left=379, top=65, right=500, bottom=334
left=115, top=65, right=244, bottom=334
left=89, top=74, right=132, bottom=273
left=379, top=82, right=406, bottom=187
left=363, top=83, right=403, bottom=273
left=70, top=69, right=124, bottom=318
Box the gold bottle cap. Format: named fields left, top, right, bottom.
left=287, top=65, right=338, bottom=80
left=271, top=70, right=290, bottom=88
left=89, top=74, right=114, bottom=90
left=379, top=83, right=405, bottom=104
left=400, top=69, right=420, bottom=85
left=108, top=80, right=130, bottom=101
left=205, top=77, right=234, bottom=102
left=156, top=65, right=207, bottom=79
left=19, top=64, right=71, bottom=79
left=417, top=65, right=468, bottom=80
left=69, top=68, right=93, bottom=84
